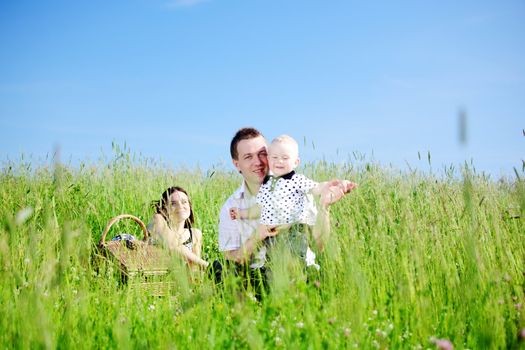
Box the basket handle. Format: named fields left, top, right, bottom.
left=98, top=214, right=149, bottom=247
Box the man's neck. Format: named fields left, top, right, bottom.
left=244, top=180, right=261, bottom=197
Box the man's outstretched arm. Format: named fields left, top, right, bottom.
left=312, top=180, right=357, bottom=250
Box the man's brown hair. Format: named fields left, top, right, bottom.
left=230, top=127, right=264, bottom=160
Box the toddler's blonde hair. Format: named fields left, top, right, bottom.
left=271, top=134, right=299, bottom=155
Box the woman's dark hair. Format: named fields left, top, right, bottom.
left=152, top=186, right=194, bottom=229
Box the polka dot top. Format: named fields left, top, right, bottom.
left=256, top=171, right=318, bottom=225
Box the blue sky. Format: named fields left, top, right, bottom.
left=1, top=0, right=523, bottom=177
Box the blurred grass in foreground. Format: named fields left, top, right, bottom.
left=1, top=150, right=524, bottom=349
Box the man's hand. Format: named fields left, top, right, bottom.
left=258, top=224, right=280, bottom=240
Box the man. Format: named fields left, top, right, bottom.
left=218, top=128, right=274, bottom=269
left=216, top=128, right=355, bottom=295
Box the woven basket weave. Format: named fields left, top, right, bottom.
left=98, top=214, right=174, bottom=294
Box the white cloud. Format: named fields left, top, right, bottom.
left=165, top=0, right=209, bottom=9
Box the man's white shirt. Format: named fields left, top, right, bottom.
left=218, top=181, right=267, bottom=268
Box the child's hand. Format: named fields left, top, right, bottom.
left=340, top=180, right=358, bottom=193
left=229, top=207, right=240, bottom=220
left=320, top=180, right=358, bottom=206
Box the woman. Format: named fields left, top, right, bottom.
left=150, top=186, right=209, bottom=269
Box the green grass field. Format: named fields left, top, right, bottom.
left=1, top=149, right=524, bottom=349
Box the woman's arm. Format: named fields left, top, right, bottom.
left=173, top=244, right=209, bottom=268
left=191, top=228, right=203, bottom=258
left=150, top=214, right=209, bottom=268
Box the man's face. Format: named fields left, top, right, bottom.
left=233, top=136, right=269, bottom=186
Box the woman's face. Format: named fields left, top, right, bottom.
left=166, top=191, right=191, bottom=223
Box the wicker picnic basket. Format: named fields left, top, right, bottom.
left=98, top=214, right=175, bottom=295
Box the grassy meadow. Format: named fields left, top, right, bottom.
left=1, top=148, right=524, bottom=349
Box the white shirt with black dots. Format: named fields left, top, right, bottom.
left=256, top=171, right=318, bottom=226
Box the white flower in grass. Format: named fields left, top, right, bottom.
left=15, top=207, right=33, bottom=225
left=343, top=328, right=351, bottom=337
left=375, top=329, right=386, bottom=338
left=247, top=292, right=257, bottom=302
left=148, top=304, right=155, bottom=311
left=275, top=336, right=282, bottom=345
left=296, top=321, right=304, bottom=328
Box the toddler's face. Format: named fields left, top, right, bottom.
left=268, top=141, right=299, bottom=177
